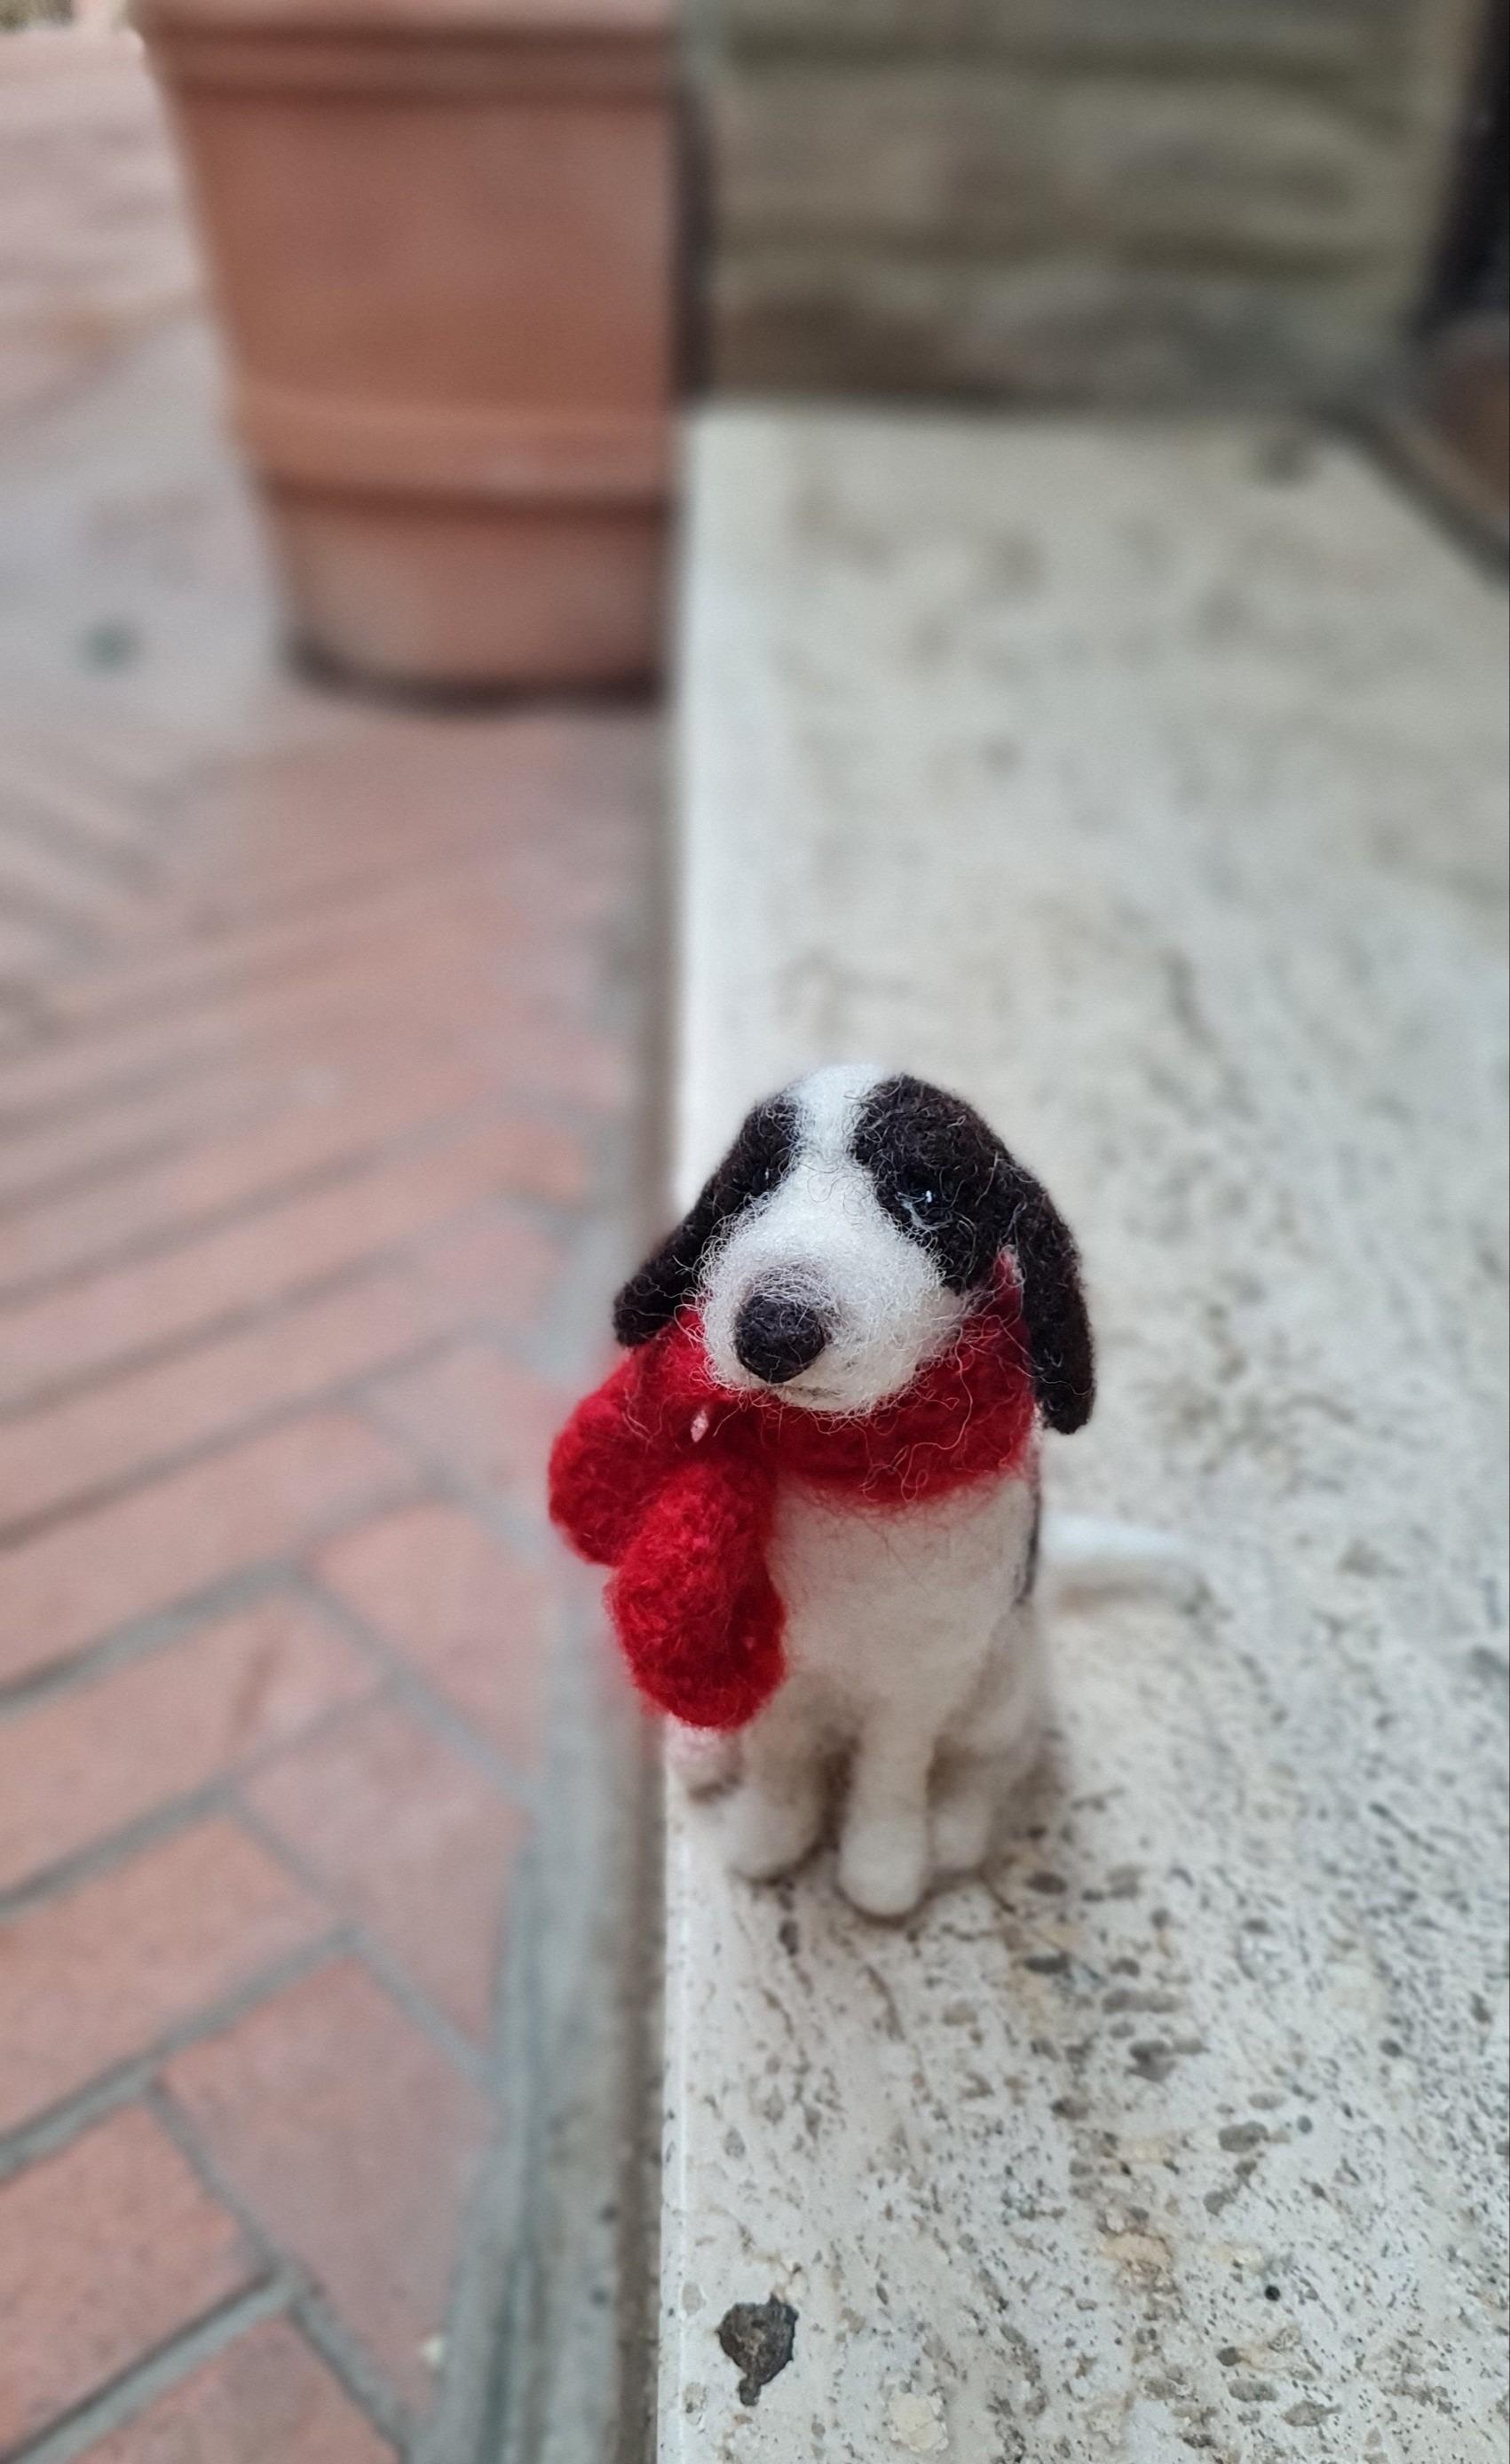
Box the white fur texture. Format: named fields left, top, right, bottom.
left=749, top=1472, right=1046, bottom=1916
left=700, top=1063, right=966, bottom=1416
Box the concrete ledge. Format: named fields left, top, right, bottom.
left=663, top=408, right=1507, bottom=2459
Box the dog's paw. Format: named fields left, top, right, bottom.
left=666, top=1724, right=740, bottom=1798
left=724, top=1783, right=824, bottom=1884
left=838, top=1816, right=929, bottom=1920
left=930, top=1770, right=1002, bottom=1881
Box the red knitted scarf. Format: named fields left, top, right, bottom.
left=549, top=1265, right=1038, bottom=1732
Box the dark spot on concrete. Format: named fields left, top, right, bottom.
left=1217, top=2347, right=1242, bottom=2368
left=1027, top=1870, right=1068, bottom=1894
left=1024, top=1951, right=1071, bottom=1976
left=80, top=619, right=140, bottom=671
left=1218, top=2123, right=1267, bottom=2153
left=1105, top=1987, right=1182, bottom=2016
left=1284, top=2400, right=1334, bottom=2428
left=1380, top=2038, right=1403, bottom=2058
left=1263, top=2285, right=1282, bottom=2302
left=718, top=2298, right=798, bottom=2407
left=779, top=1919, right=800, bottom=1956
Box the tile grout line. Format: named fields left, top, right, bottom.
left=0, top=1093, right=534, bottom=1310
left=0, top=1931, right=351, bottom=2189
left=0, top=877, right=102, bottom=965
left=0, top=1000, right=621, bottom=1227
left=0, top=1089, right=594, bottom=1319
left=226, top=1793, right=500, bottom=2095
left=0, top=920, right=579, bottom=1143
left=2, top=2279, right=295, bottom=2464
left=0, top=1183, right=582, bottom=1429
left=24, top=821, right=529, bottom=1034
left=290, top=1568, right=546, bottom=1805
left=0, top=1525, right=543, bottom=1828
left=351, top=1396, right=562, bottom=1571
left=0, top=1311, right=485, bottom=1552
left=0, top=1674, right=399, bottom=1922
left=0, top=1565, right=304, bottom=1722
left=287, top=2286, right=414, bottom=2458
left=0, top=838, right=584, bottom=1084
left=0, top=1789, right=230, bottom=1928
left=0, top=794, right=155, bottom=897
left=0, top=1467, right=431, bottom=1715
left=146, top=2081, right=413, bottom=2452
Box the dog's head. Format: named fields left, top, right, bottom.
left=613, top=1064, right=1095, bottom=1426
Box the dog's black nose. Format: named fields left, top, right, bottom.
left=733, top=1291, right=831, bottom=1386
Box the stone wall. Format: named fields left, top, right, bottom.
left=696, top=0, right=1490, bottom=403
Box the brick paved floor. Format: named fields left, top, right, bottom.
left=0, top=34, right=658, bottom=2462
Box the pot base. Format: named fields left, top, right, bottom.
left=265, top=486, right=667, bottom=695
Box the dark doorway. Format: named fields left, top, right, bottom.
left=1394, top=0, right=1510, bottom=549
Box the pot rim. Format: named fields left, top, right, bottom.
left=133, top=0, right=668, bottom=40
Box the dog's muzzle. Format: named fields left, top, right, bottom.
left=733, top=1289, right=832, bottom=1387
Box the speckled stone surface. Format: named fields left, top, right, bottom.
left=663, top=411, right=1508, bottom=2461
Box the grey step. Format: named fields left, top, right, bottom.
left=662, top=407, right=1508, bottom=2459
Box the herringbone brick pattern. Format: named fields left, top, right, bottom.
left=0, top=33, right=657, bottom=2461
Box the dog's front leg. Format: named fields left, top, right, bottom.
left=930, top=1603, right=1046, bottom=1880
left=723, top=1683, right=828, bottom=1882
left=838, top=1711, right=937, bottom=1919
left=667, top=1722, right=740, bottom=1798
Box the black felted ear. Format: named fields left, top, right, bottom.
left=612, top=1093, right=799, bottom=1347
left=994, top=1162, right=1095, bottom=1435
left=853, top=1074, right=1095, bottom=1433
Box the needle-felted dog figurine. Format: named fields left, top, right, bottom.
left=549, top=1064, right=1095, bottom=1917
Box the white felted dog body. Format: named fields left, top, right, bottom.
left=748, top=1449, right=1048, bottom=1917
left=551, top=1063, right=1095, bottom=1918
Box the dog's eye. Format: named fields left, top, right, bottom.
left=894, top=1170, right=948, bottom=1230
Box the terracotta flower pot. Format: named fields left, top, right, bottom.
left=135, top=0, right=675, bottom=693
